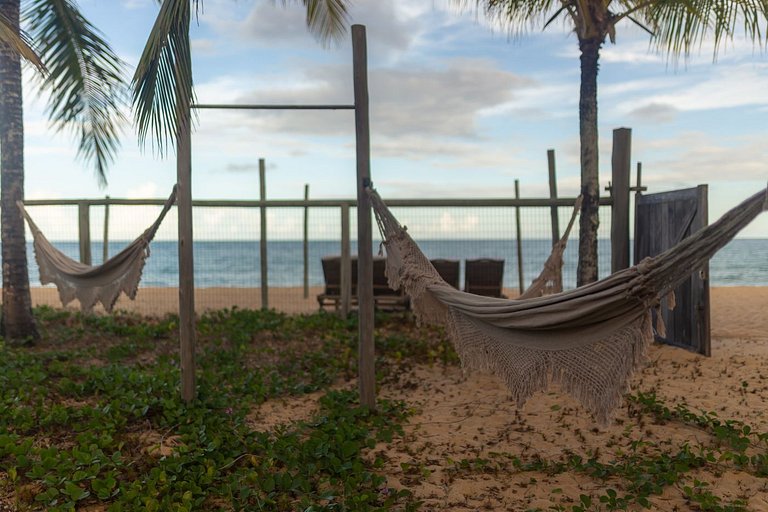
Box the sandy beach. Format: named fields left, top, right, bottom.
left=19, top=285, right=768, bottom=509
left=248, top=286, right=768, bottom=510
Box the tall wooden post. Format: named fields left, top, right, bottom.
left=259, top=158, right=269, bottom=310
left=352, top=24, right=375, bottom=409
left=514, top=180, right=524, bottom=294
left=78, top=202, right=91, bottom=265
left=177, top=10, right=196, bottom=402
left=340, top=203, right=351, bottom=317
left=547, top=150, right=562, bottom=291
left=102, top=196, right=110, bottom=263
left=547, top=150, right=560, bottom=246
left=611, top=128, right=632, bottom=274
left=303, top=184, right=309, bottom=299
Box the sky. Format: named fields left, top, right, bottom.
left=20, top=0, right=768, bottom=241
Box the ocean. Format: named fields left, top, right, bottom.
left=27, top=238, right=768, bottom=289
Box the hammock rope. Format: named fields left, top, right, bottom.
left=368, top=186, right=767, bottom=423
left=18, top=186, right=178, bottom=312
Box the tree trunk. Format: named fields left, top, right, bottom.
left=576, top=36, right=602, bottom=286
left=0, top=0, right=39, bottom=341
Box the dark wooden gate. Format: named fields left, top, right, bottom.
left=635, top=185, right=711, bottom=355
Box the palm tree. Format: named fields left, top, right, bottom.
left=0, top=0, right=127, bottom=340
left=471, top=0, right=768, bottom=286
left=132, top=0, right=351, bottom=155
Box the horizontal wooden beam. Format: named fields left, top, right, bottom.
left=192, top=104, right=355, bottom=110
left=24, top=197, right=613, bottom=209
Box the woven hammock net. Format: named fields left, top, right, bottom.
left=18, top=186, right=177, bottom=313
left=369, top=186, right=767, bottom=423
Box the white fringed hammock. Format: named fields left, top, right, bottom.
left=18, top=186, right=177, bottom=313
left=368, top=186, right=768, bottom=423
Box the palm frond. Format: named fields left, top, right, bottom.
left=460, top=0, right=568, bottom=32
left=24, top=0, right=129, bottom=187
left=277, top=0, right=350, bottom=44
left=641, top=0, right=768, bottom=60
left=0, top=10, right=44, bottom=71
left=132, top=0, right=194, bottom=156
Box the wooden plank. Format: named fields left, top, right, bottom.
left=25, top=196, right=609, bottom=208
left=177, top=95, right=196, bottom=403
left=102, top=196, right=110, bottom=263
left=695, top=185, right=711, bottom=356
left=352, top=24, right=376, bottom=410
left=515, top=180, right=524, bottom=294
left=340, top=204, right=352, bottom=317
left=547, top=149, right=560, bottom=246
left=610, top=128, right=631, bottom=273
left=303, top=184, right=309, bottom=299
left=259, top=158, right=268, bottom=310
left=78, top=202, right=92, bottom=265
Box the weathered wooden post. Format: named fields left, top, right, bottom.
left=340, top=203, right=352, bottom=317
left=78, top=202, right=91, bottom=265
left=547, top=150, right=562, bottom=291
left=303, top=184, right=310, bottom=299
left=352, top=24, right=375, bottom=409
left=102, top=196, right=110, bottom=263
left=259, top=158, right=268, bottom=310
left=611, top=128, right=632, bottom=274
left=514, top=180, right=524, bottom=295
left=177, top=81, right=196, bottom=403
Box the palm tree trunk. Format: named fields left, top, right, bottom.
left=577, top=36, right=602, bottom=287
left=0, top=0, right=39, bottom=341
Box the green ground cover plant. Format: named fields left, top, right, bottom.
left=0, top=307, right=429, bottom=511
left=0, top=307, right=764, bottom=511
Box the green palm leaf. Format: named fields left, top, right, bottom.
left=134, top=0, right=350, bottom=155
left=132, top=0, right=193, bottom=156
left=25, top=0, right=128, bottom=187
left=0, top=9, right=44, bottom=71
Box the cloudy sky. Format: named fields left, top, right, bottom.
left=21, top=0, right=768, bottom=239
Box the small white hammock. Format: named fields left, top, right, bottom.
left=18, top=186, right=177, bottom=312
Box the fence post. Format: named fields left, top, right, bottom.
left=259, top=158, right=269, bottom=310
left=340, top=204, right=351, bottom=317
left=514, top=180, right=524, bottom=295
left=78, top=202, right=91, bottom=265
left=547, top=150, right=560, bottom=246
left=102, top=196, right=110, bottom=263
left=177, top=76, right=196, bottom=403
left=611, top=128, right=632, bottom=273
left=352, top=24, right=375, bottom=410
left=303, top=184, right=310, bottom=299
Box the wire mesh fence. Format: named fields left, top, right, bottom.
left=17, top=196, right=622, bottom=316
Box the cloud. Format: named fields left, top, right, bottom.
left=221, top=58, right=532, bottom=139
left=628, top=102, right=678, bottom=123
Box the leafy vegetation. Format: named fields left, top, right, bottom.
left=0, top=307, right=432, bottom=511
left=0, top=306, right=763, bottom=510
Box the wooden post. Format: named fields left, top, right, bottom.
left=78, top=202, right=91, bottom=265
left=514, top=180, right=524, bottom=294
left=611, top=128, right=632, bottom=274
left=177, top=81, right=196, bottom=403
left=547, top=150, right=562, bottom=291
left=352, top=24, right=375, bottom=410
left=340, top=203, right=351, bottom=317
left=102, top=196, right=110, bottom=263
left=303, top=184, right=309, bottom=299
left=547, top=150, right=560, bottom=246
left=259, top=158, right=269, bottom=310
left=696, top=184, right=711, bottom=357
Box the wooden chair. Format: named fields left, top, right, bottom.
left=430, top=258, right=460, bottom=289
left=464, top=258, right=506, bottom=298
left=372, top=257, right=410, bottom=311
left=317, top=255, right=409, bottom=311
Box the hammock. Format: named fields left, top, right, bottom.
left=18, top=186, right=178, bottom=313
left=369, top=186, right=768, bottom=423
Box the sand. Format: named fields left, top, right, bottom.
left=23, top=286, right=768, bottom=509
